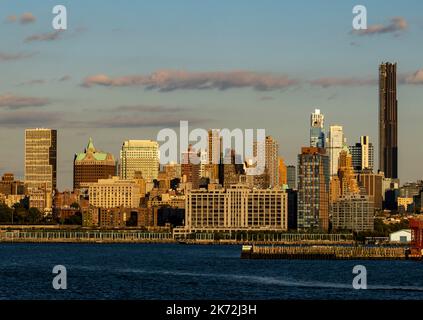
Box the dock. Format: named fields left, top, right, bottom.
left=241, top=245, right=412, bottom=260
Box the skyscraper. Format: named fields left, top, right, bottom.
left=349, top=136, right=374, bottom=172
left=327, top=125, right=344, bottom=176
left=208, top=129, right=221, bottom=164
left=181, top=144, right=201, bottom=189
left=120, top=140, right=159, bottom=182
left=265, top=136, right=279, bottom=188
left=24, top=128, right=57, bottom=212
left=379, top=62, right=398, bottom=179
left=310, top=109, right=325, bottom=148
left=207, top=129, right=221, bottom=181
left=297, top=147, right=330, bottom=232
left=252, top=136, right=279, bottom=188
left=73, top=138, right=116, bottom=189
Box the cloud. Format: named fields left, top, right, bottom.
left=25, top=30, right=63, bottom=42
left=259, top=96, right=274, bottom=101
left=20, top=12, right=36, bottom=24
left=403, top=69, right=423, bottom=84
left=112, top=104, right=187, bottom=113
left=58, top=75, right=71, bottom=82
left=0, top=51, right=36, bottom=61
left=310, top=69, right=423, bottom=88
left=352, top=17, right=408, bottom=36
left=81, top=70, right=299, bottom=91
left=310, top=77, right=377, bottom=88
left=0, top=94, right=50, bottom=109
left=17, top=79, right=46, bottom=86
left=77, top=115, right=209, bottom=128
left=0, top=111, right=61, bottom=127
left=5, top=15, right=17, bottom=23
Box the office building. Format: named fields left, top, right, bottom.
left=357, top=169, right=384, bottom=211
left=181, top=145, right=201, bottom=189
left=73, top=138, right=116, bottom=189
left=24, top=128, right=57, bottom=213
left=379, top=62, right=398, bottom=179
left=120, top=140, right=159, bottom=182
left=0, top=173, right=24, bottom=196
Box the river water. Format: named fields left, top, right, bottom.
left=1, top=243, right=422, bottom=300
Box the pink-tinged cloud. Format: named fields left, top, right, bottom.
left=20, top=12, right=36, bottom=24
left=6, top=15, right=17, bottom=23
left=352, top=17, right=408, bottom=36
left=81, top=70, right=299, bottom=91
left=25, top=30, right=63, bottom=42
left=0, top=94, right=50, bottom=109
left=310, top=77, right=377, bottom=88
left=404, top=70, right=423, bottom=84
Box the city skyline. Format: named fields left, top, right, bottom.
left=1, top=0, right=423, bottom=190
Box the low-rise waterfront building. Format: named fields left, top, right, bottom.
left=331, top=193, right=374, bottom=232
left=185, top=185, right=288, bottom=232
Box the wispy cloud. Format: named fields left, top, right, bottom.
left=259, top=96, right=274, bottom=101
left=5, top=13, right=36, bottom=24
left=0, top=93, right=50, bottom=109
left=17, top=75, right=72, bottom=86
left=112, top=104, right=187, bottom=113
left=17, top=79, right=46, bottom=86
left=58, top=75, right=71, bottom=82
left=25, top=30, right=63, bottom=42
left=310, top=77, right=377, bottom=88
left=5, top=15, right=17, bottom=23
left=352, top=17, right=408, bottom=36
left=0, top=51, right=36, bottom=61
left=0, top=111, right=60, bottom=127
left=81, top=70, right=299, bottom=91
left=76, top=115, right=209, bottom=128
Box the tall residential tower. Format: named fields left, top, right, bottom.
left=379, top=62, right=398, bottom=179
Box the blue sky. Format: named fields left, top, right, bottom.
left=1, top=0, right=423, bottom=189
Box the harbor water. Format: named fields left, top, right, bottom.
left=1, top=243, right=423, bottom=300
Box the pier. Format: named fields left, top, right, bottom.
left=0, top=229, right=174, bottom=243
left=241, top=245, right=410, bottom=260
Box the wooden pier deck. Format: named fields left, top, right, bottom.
left=241, top=245, right=410, bottom=260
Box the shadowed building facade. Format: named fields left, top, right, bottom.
left=379, top=62, right=398, bottom=179
left=297, top=147, right=330, bottom=232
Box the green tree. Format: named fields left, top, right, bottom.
left=0, top=203, right=13, bottom=223
left=27, top=207, right=43, bottom=224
